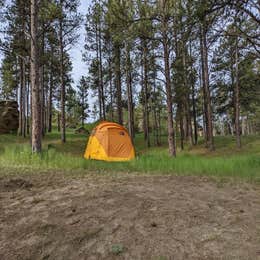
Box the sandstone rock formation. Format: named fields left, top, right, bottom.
left=0, top=100, right=19, bottom=134
left=74, top=126, right=89, bottom=135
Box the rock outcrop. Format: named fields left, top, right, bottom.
left=0, top=100, right=19, bottom=134
left=74, top=126, right=89, bottom=135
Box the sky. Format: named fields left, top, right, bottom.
left=68, top=0, right=91, bottom=89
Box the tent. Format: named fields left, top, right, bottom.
left=84, top=121, right=135, bottom=161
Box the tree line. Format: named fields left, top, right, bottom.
left=0, top=0, right=259, bottom=156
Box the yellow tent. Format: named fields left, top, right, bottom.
left=84, top=121, right=135, bottom=161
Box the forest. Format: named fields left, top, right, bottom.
left=0, top=1, right=260, bottom=259
left=0, top=0, right=259, bottom=155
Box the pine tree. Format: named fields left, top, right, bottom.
left=57, top=0, right=81, bottom=143
left=84, top=0, right=105, bottom=120
left=31, top=0, right=42, bottom=152
left=77, top=76, right=90, bottom=126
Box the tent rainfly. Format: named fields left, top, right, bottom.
left=84, top=121, right=135, bottom=161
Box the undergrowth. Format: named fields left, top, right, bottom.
left=0, top=134, right=259, bottom=181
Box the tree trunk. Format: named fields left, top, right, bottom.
left=153, top=108, right=159, bottom=146
left=189, top=43, right=198, bottom=145
left=185, top=99, right=193, bottom=146
left=162, top=21, right=176, bottom=157
left=200, top=23, right=214, bottom=151
left=30, top=0, right=42, bottom=153
left=95, top=24, right=102, bottom=120
left=191, top=79, right=198, bottom=145
left=26, top=73, right=30, bottom=135
left=48, top=64, right=53, bottom=132
left=40, top=63, right=45, bottom=137
left=57, top=111, right=60, bottom=132
left=40, top=29, right=46, bottom=137
left=81, top=101, right=84, bottom=126
left=152, top=75, right=160, bottom=146
left=114, top=43, right=123, bottom=125
left=199, top=64, right=209, bottom=143
left=18, top=58, right=26, bottom=137
left=18, top=2, right=26, bottom=138
left=98, top=21, right=105, bottom=120
left=81, top=88, right=85, bottom=126
left=30, top=70, right=32, bottom=139
left=15, top=59, right=19, bottom=102
left=179, top=105, right=184, bottom=150
left=22, top=58, right=26, bottom=137
left=230, top=51, right=236, bottom=136
left=108, top=56, right=114, bottom=120
left=234, top=36, right=241, bottom=148
left=142, top=40, right=150, bottom=147
left=59, top=1, right=66, bottom=143
left=158, top=110, right=162, bottom=144
left=182, top=49, right=193, bottom=146
left=126, top=44, right=134, bottom=140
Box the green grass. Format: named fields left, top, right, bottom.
left=0, top=130, right=260, bottom=181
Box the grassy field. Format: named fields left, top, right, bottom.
left=1, top=129, right=260, bottom=259
left=0, top=128, right=260, bottom=181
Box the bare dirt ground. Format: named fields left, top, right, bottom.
left=0, top=173, right=260, bottom=260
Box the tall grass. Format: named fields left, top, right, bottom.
left=0, top=143, right=259, bottom=181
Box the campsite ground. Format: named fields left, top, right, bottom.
left=0, top=130, right=260, bottom=259
left=0, top=172, right=260, bottom=260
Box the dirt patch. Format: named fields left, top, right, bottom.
left=0, top=178, right=33, bottom=192
left=0, top=174, right=259, bottom=260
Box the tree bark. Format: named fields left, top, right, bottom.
left=152, top=72, right=160, bottom=146
left=126, top=44, right=134, bottom=140
left=189, top=43, right=198, bottom=145
left=200, top=23, right=214, bottom=151
left=48, top=62, right=53, bottom=133
left=182, top=49, right=193, bottom=146
left=142, top=39, right=150, bottom=147
left=108, top=55, right=114, bottom=120
left=98, top=21, right=105, bottom=120
left=234, top=35, right=241, bottom=148
left=162, top=20, right=176, bottom=157
left=26, top=72, right=30, bottom=135
left=22, top=58, right=26, bottom=137
left=18, top=57, right=26, bottom=137
left=95, top=23, right=102, bottom=120
left=57, top=110, right=61, bottom=132
left=81, top=95, right=85, bottom=126
left=40, top=59, right=45, bottom=137
left=191, top=80, right=198, bottom=145
left=114, top=43, right=123, bottom=125
left=179, top=104, right=184, bottom=150
left=30, top=0, right=42, bottom=153
left=59, top=0, right=66, bottom=143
